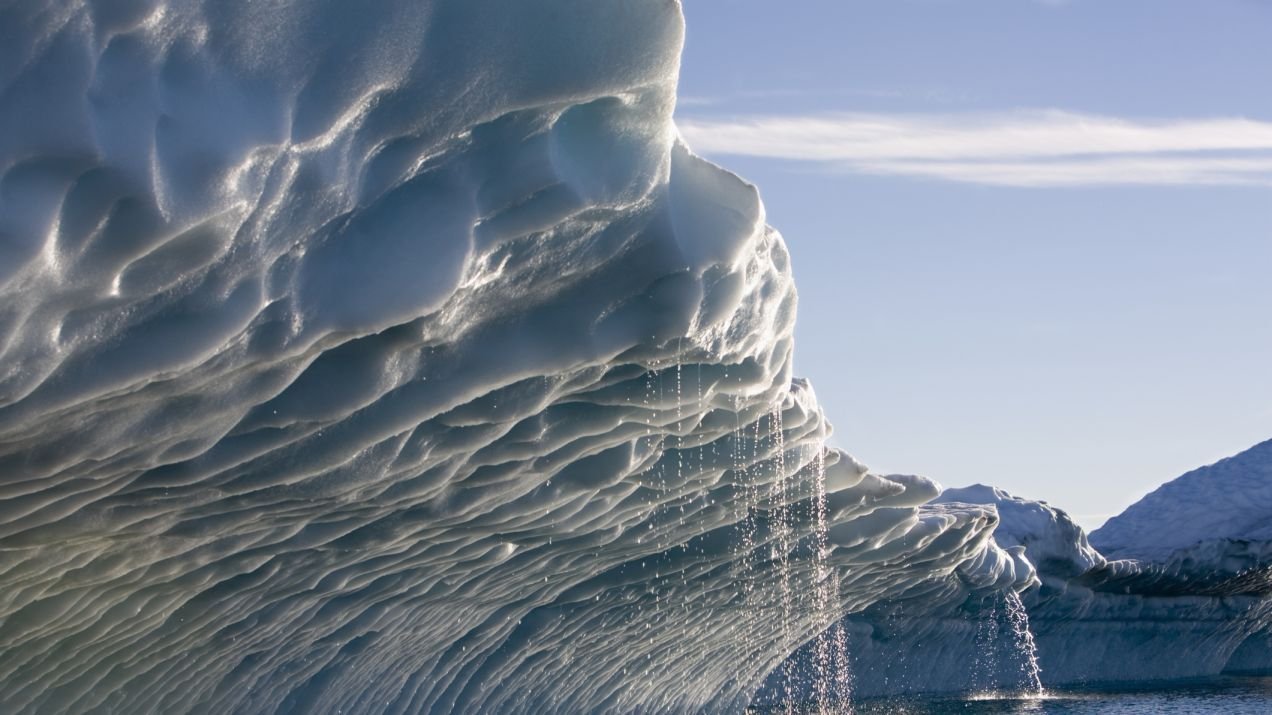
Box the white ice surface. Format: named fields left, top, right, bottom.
left=0, top=1, right=1025, bottom=713
left=938, top=484, right=1103, bottom=578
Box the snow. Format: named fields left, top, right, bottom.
left=0, top=1, right=1026, bottom=712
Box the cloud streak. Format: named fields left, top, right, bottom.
left=676, top=110, right=1272, bottom=187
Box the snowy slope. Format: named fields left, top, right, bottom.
left=1092, top=439, right=1272, bottom=561
left=0, top=1, right=1028, bottom=712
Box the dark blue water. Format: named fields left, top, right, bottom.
left=855, top=676, right=1272, bottom=714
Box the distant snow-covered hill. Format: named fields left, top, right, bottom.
left=1093, top=438, right=1272, bottom=563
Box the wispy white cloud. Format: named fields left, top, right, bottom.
left=676, top=110, right=1272, bottom=187
left=675, top=86, right=908, bottom=109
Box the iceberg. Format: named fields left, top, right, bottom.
left=828, top=441, right=1272, bottom=698
left=6, top=1, right=1260, bottom=709
left=0, top=1, right=1028, bottom=712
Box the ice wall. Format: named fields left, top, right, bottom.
left=0, top=1, right=1024, bottom=712
left=1228, top=628, right=1272, bottom=674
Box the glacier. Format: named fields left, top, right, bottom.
left=0, top=0, right=1037, bottom=712
left=824, top=441, right=1272, bottom=699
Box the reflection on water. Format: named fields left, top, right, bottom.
left=846, top=676, right=1272, bottom=714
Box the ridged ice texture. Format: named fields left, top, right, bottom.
left=760, top=496, right=1041, bottom=702
left=0, top=1, right=1021, bottom=713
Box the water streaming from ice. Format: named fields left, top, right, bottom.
left=769, top=404, right=797, bottom=710
left=739, top=393, right=772, bottom=691
left=964, top=592, right=1044, bottom=699
left=970, top=598, right=1000, bottom=695
left=1005, top=590, right=1046, bottom=696
left=808, top=445, right=854, bottom=713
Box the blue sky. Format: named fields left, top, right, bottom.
left=676, top=0, right=1272, bottom=528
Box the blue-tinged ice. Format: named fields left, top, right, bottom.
left=0, top=1, right=1024, bottom=712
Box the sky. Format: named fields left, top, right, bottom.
left=675, top=0, right=1272, bottom=529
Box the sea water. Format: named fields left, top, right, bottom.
left=850, top=675, right=1272, bottom=714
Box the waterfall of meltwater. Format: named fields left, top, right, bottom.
left=769, top=404, right=797, bottom=711
left=970, top=598, right=1000, bottom=695
left=762, top=430, right=857, bottom=713
left=808, top=446, right=854, bottom=713
left=1005, top=590, right=1045, bottom=695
